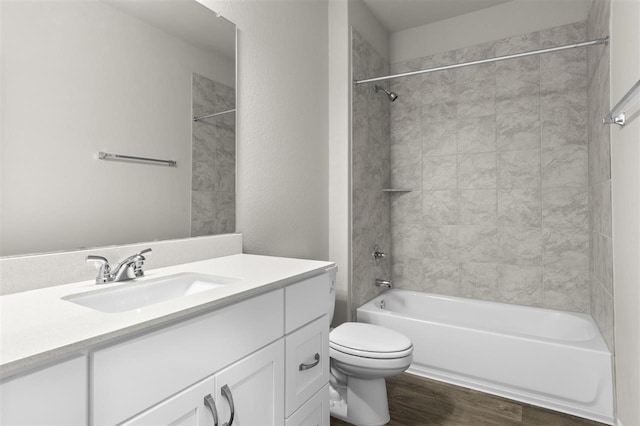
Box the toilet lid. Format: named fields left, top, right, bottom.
left=330, top=323, right=413, bottom=359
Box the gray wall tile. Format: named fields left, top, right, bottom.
left=541, top=145, right=588, bottom=188
left=498, top=227, right=543, bottom=266
left=458, top=226, right=497, bottom=262
left=424, top=226, right=458, bottom=259
left=458, top=116, right=497, bottom=154
left=424, top=155, right=457, bottom=190
left=423, top=190, right=458, bottom=225
left=460, top=262, right=499, bottom=301
left=497, top=112, right=540, bottom=151
left=391, top=143, right=422, bottom=188
left=496, top=78, right=539, bottom=114
left=498, top=264, right=543, bottom=306
left=459, top=152, right=497, bottom=189
left=191, top=73, right=235, bottom=236
left=544, top=268, right=590, bottom=312
left=423, top=120, right=457, bottom=156
left=422, top=258, right=461, bottom=295
left=498, top=150, right=540, bottom=188
left=459, top=190, right=497, bottom=225
left=457, top=79, right=496, bottom=117
left=543, top=228, right=589, bottom=270
left=498, top=188, right=541, bottom=227
left=542, top=187, right=589, bottom=228
left=392, top=191, right=423, bottom=224
left=384, top=23, right=593, bottom=313
left=352, top=30, right=392, bottom=310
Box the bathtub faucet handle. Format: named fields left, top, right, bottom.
left=375, top=278, right=393, bottom=289
left=372, top=245, right=386, bottom=265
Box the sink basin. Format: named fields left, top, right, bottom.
left=64, top=273, right=240, bottom=313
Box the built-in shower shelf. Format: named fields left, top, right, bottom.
left=382, top=188, right=412, bottom=193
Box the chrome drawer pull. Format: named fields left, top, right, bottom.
left=204, top=393, right=219, bottom=426
left=299, top=353, right=320, bottom=371
left=221, top=384, right=235, bottom=426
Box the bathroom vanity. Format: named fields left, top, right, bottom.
left=0, top=254, right=334, bottom=425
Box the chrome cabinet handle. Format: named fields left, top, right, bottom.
left=221, top=384, right=235, bottom=426
left=299, top=353, right=320, bottom=371
left=204, top=393, right=219, bottom=426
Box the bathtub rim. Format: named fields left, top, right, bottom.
left=358, top=289, right=610, bottom=353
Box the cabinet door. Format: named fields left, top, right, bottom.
left=0, top=356, right=87, bottom=426
left=123, top=375, right=218, bottom=426
left=214, top=340, right=285, bottom=426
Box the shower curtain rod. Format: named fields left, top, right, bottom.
left=354, top=37, right=609, bottom=86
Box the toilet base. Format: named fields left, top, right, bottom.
left=329, top=377, right=390, bottom=426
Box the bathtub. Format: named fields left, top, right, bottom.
left=357, top=290, right=614, bottom=425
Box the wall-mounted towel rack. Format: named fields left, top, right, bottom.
left=382, top=188, right=412, bottom=193
left=193, top=108, right=236, bottom=122
left=98, top=152, right=177, bottom=167
left=604, top=79, right=640, bottom=126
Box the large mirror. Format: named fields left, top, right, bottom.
left=0, top=0, right=236, bottom=257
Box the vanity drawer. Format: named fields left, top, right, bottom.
left=285, top=272, right=330, bottom=333
left=92, top=289, right=284, bottom=426
left=285, top=315, right=329, bottom=417
left=286, top=384, right=330, bottom=426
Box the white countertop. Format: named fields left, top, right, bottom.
left=0, top=254, right=334, bottom=377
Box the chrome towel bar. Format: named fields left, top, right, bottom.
left=604, top=79, right=640, bottom=126
left=98, top=152, right=177, bottom=167
left=193, top=108, right=236, bottom=122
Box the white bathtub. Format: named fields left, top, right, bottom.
left=357, top=289, right=614, bottom=425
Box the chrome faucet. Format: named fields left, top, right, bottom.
left=375, top=278, right=393, bottom=289
left=86, top=248, right=152, bottom=284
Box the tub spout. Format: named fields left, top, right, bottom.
left=375, top=278, right=393, bottom=289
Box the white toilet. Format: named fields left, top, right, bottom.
left=328, top=270, right=413, bottom=426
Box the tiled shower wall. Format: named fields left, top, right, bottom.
left=587, top=0, right=614, bottom=350
left=352, top=29, right=392, bottom=309
left=389, top=22, right=593, bottom=312
left=191, top=73, right=236, bottom=237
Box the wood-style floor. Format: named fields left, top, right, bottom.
left=330, top=373, right=607, bottom=426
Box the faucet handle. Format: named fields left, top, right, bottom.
left=138, top=248, right=152, bottom=257
left=372, top=245, right=386, bottom=265
left=86, top=255, right=111, bottom=284
left=132, top=248, right=152, bottom=277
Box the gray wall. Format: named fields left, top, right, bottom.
left=388, top=22, right=593, bottom=312
left=587, top=0, right=614, bottom=350
left=351, top=29, right=392, bottom=310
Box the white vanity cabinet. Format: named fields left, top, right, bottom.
left=122, top=340, right=284, bottom=426
left=93, top=270, right=332, bottom=426
left=0, top=355, right=87, bottom=425
left=0, top=263, right=333, bottom=426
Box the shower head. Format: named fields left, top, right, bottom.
left=374, top=84, right=398, bottom=102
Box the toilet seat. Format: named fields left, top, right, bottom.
left=329, top=323, right=413, bottom=359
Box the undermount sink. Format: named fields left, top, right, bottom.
left=63, top=273, right=240, bottom=313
